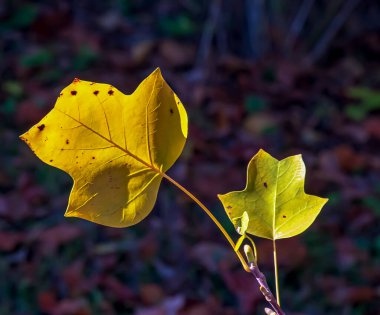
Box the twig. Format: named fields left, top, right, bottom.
left=308, top=0, right=360, bottom=62
left=286, top=0, right=315, bottom=48
left=249, top=261, right=286, bottom=315
left=245, top=245, right=286, bottom=315
left=195, top=0, right=222, bottom=68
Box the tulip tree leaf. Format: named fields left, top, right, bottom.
left=20, top=68, right=188, bottom=228
left=218, top=149, right=328, bottom=240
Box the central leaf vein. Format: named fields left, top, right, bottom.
left=56, top=109, right=161, bottom=175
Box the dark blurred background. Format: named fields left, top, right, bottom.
left=1, top=0, right=380, bottom=314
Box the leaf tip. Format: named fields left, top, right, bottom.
left=254, top=148, right=274, bottom=160
left=144, top=67, right=165, bottom=86
left=291, top=153, right=302, bottom=159
left=217, top=193, right=228, bottom=204
left=152, top=67, right=162, bottom=78
left=64, top=211, right=73, bottom=218
left=254, top=148, right=266, bottom=158
left=19, top=132, right=28, bottom=142
left=257, top=148, right=266, bottom=154
left=64, top=207, right=78, bottom=218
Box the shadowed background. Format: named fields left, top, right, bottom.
left=1, top=1, right=380, bottom=314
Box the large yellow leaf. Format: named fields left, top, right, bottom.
left=20, top=68, right=188, bottom=227
left=218, top=149, right=328, bottom=240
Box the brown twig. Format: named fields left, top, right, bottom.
left=286, top=0, right=315, bottom=49
left=195, top=0, right=222, bottom=68
left=308, top=0, right=361, bottom=62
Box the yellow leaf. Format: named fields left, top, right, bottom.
left=218, top=149, right=328, bottom=240
left=20, top=68, right=188, bottom=227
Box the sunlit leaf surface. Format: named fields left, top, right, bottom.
left=218, top=150, right=328, bottom=240
left=21, top=69, right=188, bottom=227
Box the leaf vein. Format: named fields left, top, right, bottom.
left=55, top=108, right=159, bottom=173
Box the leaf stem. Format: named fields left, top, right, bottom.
left=273, top=239, right=281, bottom=306
left=161, top=172, right=250, bottom=272
left=162, top=172, right=287, bottom=314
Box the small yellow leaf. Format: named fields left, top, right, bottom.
left=218, top=149, right=328, bottom=240
left=20, top=68, right=188, bottom=227
left=232, top=211, right=249, bottom=235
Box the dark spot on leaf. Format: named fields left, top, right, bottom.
left=37, top=124, right=45, bottom=131
left=71, top=90, right=77, bottom=95
left=60, top=93, right=63, bottom=97
left=170, top=108, right=174, bottom=114
left=108, top=90, right=114, bottom=95
left=264, top=182, right=268, bottom=188
left=73, top=78, right=80, bottom=83
left=50, top=159, right=53, bottom=162
left=282, top=215, right=287, bottom=218
left=65, top=139, right=69, bottom=144
left=93, top=90, right=99, bottom=95
left=227, top=205, right=232, bottom=209
left=92, top=156, right=95, bottom=159
left=90, top=82, right=95, bottom=85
